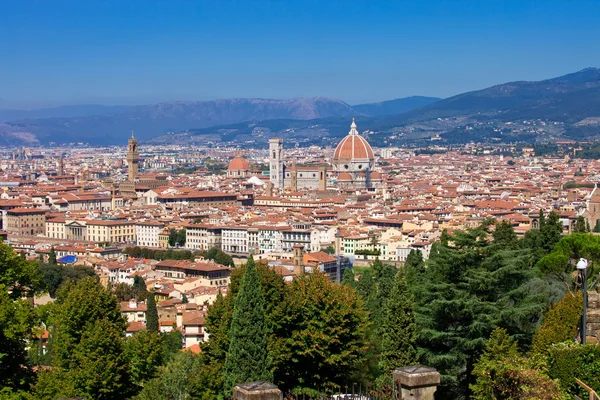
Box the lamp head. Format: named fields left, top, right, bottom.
left=577, top=258, right=588, bottom=270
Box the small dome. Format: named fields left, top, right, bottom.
left=228, top=157, right=249, bottom=171
left=337, top=172, right=353, bottom=181
left=333, top=120, right=374, bottom=161
left=371, top=171, right=383, bottom=180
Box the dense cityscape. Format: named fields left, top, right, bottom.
left=3, top=1, right=600, bottom=399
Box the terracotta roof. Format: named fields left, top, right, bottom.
left=228, top=157, right=250, bottom=171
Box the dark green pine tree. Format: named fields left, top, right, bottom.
left=49, top=247, right=57, bottom=265
left=413, top=223, right=550, bottom=399
left=145, top=293, right=159, bottom=332
left=341, top=268, right=356, bottom=288
left=378, top=270, right=418, bottom=380
left=404, top=249, right=425, bottom=286
left=594, top=219, right=600, bottom=233
left=492, top=220, right=518, bottom=250
left=538, top=209, right=546, bottom=230
left=574, top=216, right=587, bottom=233
left=355, top=268, right=379, bottom=318
left=223, top=255, right=271, bottom=395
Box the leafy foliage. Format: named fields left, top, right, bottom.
left=168, top=228, right=186, bottom=247
left=272, top=272, right=369, bottom=394
left=202, top=247, right=235, bottom=267
left=547, top=342, right=600, bottom=397
left=124, top=246, right=197, bottom=261
left=412, top=221, right=556, bottom=398
left=125, top=330, right=164, bottom=388
left=531, top=291, right=583, bottom=355
left=377, top=270, right=417, bottom=383
left=471, top=328, right=566, bottom=400
left=50, top=276, right=126, bottom=369
left=38, top=263, right=95, bottom=298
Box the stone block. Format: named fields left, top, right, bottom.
left=393, top=366, right=440, bottom=400
left=233, top=382, right=282, bottom=400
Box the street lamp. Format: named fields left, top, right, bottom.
left=577, top=258, right=589, bottom=344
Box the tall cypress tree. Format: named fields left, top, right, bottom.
left=49, top=247, right=57, bottom=265
left=223, top=255, right=271, bottom=395
left=378, top=270, right=417, bottom=381
left=146, top=293, right=158, bottom=332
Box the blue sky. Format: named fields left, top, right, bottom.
left=1, top=0, right=599, bottom=108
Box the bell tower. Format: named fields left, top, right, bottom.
left=127, top=131, right=139, bottom=182
left=269, top=138, right=284, bottom=189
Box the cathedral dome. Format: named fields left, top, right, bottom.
left=333, top=119, right=374, bottom=162
left=228, top=157, right=250, bottom=171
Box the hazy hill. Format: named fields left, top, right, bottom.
left=0, top=104, right=134, bottom=122
left=0, top=97, right=357, bottom=145
left=353, top=96, right=441, bottom=117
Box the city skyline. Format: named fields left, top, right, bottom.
left=2, top=0, right=600, bottom=108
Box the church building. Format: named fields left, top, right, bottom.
left=269, top=119, right=382, bottom=191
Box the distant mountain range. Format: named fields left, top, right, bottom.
left=0, top=96, right=440, bottom=146
left=0, top=104, right=135, bottom=122
left=1, top=68, right=599, bottom=146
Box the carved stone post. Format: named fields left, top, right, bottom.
left=393, top=366, right=440, bottom=400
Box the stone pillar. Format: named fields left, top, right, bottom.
left=393, top=366, right=440, bottom=400
left=586, top=291, right=600, bottom=343
left=233, top=381, right=282, bottom=400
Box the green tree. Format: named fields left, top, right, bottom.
left=38, top=263, right=95, bottom=298
left=161, top=329, right=183, bottom=363
left=355, top=268, right=378, bottom=317
left=414, top=223, right=553, bottom=399
left=133, top=275, right=148, bottom=301
left=146, top=293, right=159, bottom=333
left=68, top=318, right=131, bottom=399
left=168, top=228, right=180, bottom=247
left=135, top=352, right=194, bottom=400
left=0, top=240, right=45, bottom=392
left=471, top=327, right=519, bottom=399
left=574, top=216, right=588, bottom=233
left=594, top=220, right=600, bottom=233
left=471, top=328, right=566, bottom=400
left=48, top=247, right=57, bottom=265
left=272, top=273, right=369, bottom=394
left=181, top=293, right=188, bottom=304
left=125, top=329, right=164, bottom=389
left=223, top=255, right=272, bottom=395
left=111, top=282, right=136, bottom=302
left=531, top=291, right=583, bottom=355
left=0, top=288, right=35, bottom=391
left=378, top=270, right=417, bottom=384
left=341, top=268, right=356, bottom=288
left=50, top=276, right=126, bottom=369
left=493, top=220, right=519, bottom=250
left=323, top=245, right=335, bottom=254
left=404, top=249, right=425, bottom=286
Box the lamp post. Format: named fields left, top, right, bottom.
left=577, top=258, right=589, bottom=344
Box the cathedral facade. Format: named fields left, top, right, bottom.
left=269, top=119, right=382, bottom=191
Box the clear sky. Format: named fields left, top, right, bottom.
left=1, top=0, right=599, bottom=108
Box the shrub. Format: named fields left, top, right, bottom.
left=531, top=292, right=583, bottom=355
left=547, top=342, right=600, bottom=397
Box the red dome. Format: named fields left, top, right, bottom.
left=333, top=120, right=374, bottom=161
left=337, top=172, right=353, bottom=181
left=228, top=157, right=249, bottom=171
left=370, top=171, right=383, bottom=180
